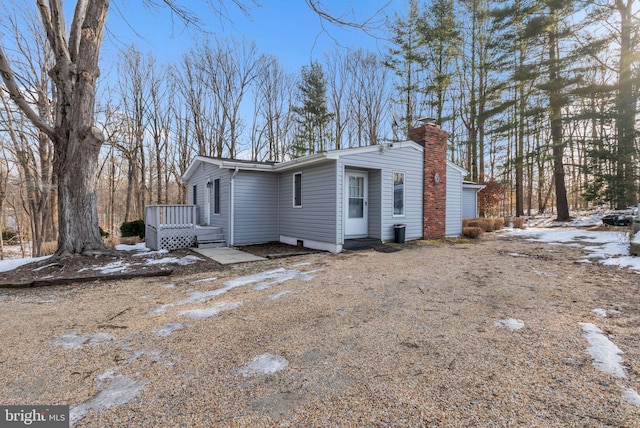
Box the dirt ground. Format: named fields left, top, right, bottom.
left=1, top=232, right=639, bottom=427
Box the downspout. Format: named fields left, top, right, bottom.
left=229, top=166, right=239, bottom=246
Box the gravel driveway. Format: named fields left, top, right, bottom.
left=1, top=233, right=639, bottom=427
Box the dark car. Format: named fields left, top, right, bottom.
left=602, top=214, right=633, bottom=226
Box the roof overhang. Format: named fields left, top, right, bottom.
left=463, top=181, right=486, bottom=191
left=182, top=156, right=274, bottom=183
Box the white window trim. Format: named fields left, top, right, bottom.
left=293, top=172, right=302, bottom=208
left=393, top=171, right=406, bottom=217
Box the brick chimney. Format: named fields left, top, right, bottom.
left=409, top=123, right=449, bottom=240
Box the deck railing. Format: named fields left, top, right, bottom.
left=145, top=205, right=198, bottom=250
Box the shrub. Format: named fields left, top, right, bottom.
left=484, top=218, right=497, bottom=232
left=493, top=218, right=505, bottom=230
left=467, top=219, right=490, bottom=232
left=2, top=231, right=18, bottom=242
left=120, top=219, right=145, bottom=239
left=99, top=226, right=110, bottom=238
left=40, top=241, right=58, bottom=256
left=513, top=217, right=525, bottom=229
left=463, top=227, right=484, bottom=239
left=462, top=219, right=470, bottom=228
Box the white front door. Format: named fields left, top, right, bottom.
left=204, top=180, right=211, bottom=225
left=345, top=171, right=368, bottom=237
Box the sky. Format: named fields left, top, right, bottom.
left=99, top=0, right=397, bottom=74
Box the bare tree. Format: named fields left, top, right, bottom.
left=252, top=56, right=295, bottom=161
left=198, top=37, right=262, bottom=158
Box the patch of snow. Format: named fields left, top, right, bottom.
left=32, top=262, right=58, bottom=272
left=579, top=322, right=627, bottom=379
left=593, top=308, right=608, bottom=318
left=622, top=387, right=640, bottom=408
left=191, top=277, right=218, bottom=284
left=115, top=243, right=149, bottom=252
left=53, top=331, right=113, bottom=350
left=267, top=290, right=291, bottom=300
left=533, top=270, right=556, bottom=277
left=633, top=233, right=640, bottom=244
left=145, top=255, right=202, bottom=266
left=69, top=375, right=147, bottom=425
left=131, top=249, right=168, bottom=257
left=0, top=255, right=51, bottom=273
left=163, top=283, right=176, bottom=289
left=154, top=323, right=186, bottom=337
left=577, top=259, right=592, bottom=264
left=94, top=261, right=131, bottom=274
left=178, top=301, right=243, bottom=319
left=237, top=353, right=289, bottom=377
left=152, top=267, right=315, bottom=315
left=494, top=318, right=525, bottom=331
left=508, top=253, right=528, bottom=257
left=222, top=267, right=316, bottom=291
left=153, top=288, right=234, bottom=315
left=501, top=228, right=640, bottom=270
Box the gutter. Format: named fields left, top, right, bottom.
left=229, top=166, right=239, bottom=246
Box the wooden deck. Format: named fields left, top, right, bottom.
left=145, top=205, right=225, bottom=251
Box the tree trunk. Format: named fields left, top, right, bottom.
left=548, top=17, right=570, bottom=221
left=615, top=0, right=638, bottom=209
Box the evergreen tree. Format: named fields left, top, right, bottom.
left=385, top=0, right=427, bottom=132
left=291, top=62, right=333, bottom=157
left=420, top=0, right=460, bottom=125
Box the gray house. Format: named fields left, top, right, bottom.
left=167, top=123, right=475, bottom=253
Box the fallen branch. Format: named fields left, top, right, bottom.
left=0, top=269, right=173, bottom=288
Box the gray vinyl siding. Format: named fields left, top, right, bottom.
left=446, top=163, right=463, bottom=237
left=367, top=169, right=382, bottom=239
left=278, top=161, right=337, bottom=243
left=187, top=163, right=230, bottom=239
left=233, top=171, right=279, bottom=245
left=339, top=145, right=423, bottom=242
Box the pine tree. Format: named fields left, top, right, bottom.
left=385, top=0, right=427, bottom=132
left=291, top=62, right=333, bottom=157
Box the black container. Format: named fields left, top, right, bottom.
left=394, top=224, right=406, bottom=244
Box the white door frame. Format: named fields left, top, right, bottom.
left=204, top=177, right=211, bottom=225
left=344, top=170, right=368, bottom=238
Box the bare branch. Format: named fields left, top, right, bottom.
left=0, top=45, right=56, bottom=140
left=35, top=0, right=72, bottom=66
left=69, top=0, right=89, bottom=61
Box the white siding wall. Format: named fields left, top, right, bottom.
left=339, top=144, right=424, bottom=242
left=445, top=164, right=463, bottom=237
left=462, top=188, right=478, bottom=219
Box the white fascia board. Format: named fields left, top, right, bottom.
left=463, top=182, right=486, bottom=190
left=273, top=152, right=332, bottom=171
left=182, top=156, right=274, bottom=182
left=182, top=156, right=220, bottom=183
left=219, top=160, right=274, bottom=171
left=447, top=161, right=468, bottom=176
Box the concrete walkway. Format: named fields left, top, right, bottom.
left=192, top=247, right=266, bottom=265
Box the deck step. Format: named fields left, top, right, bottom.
left=197, top=239, right=226, bottom=249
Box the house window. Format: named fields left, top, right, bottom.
left=192, top=184, right=197, bottom=205
left=393, top=172, right=405, bottom=216
left=293, top=172, right=302, bottom=207
left=214, top=179, right=220, bottom=214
